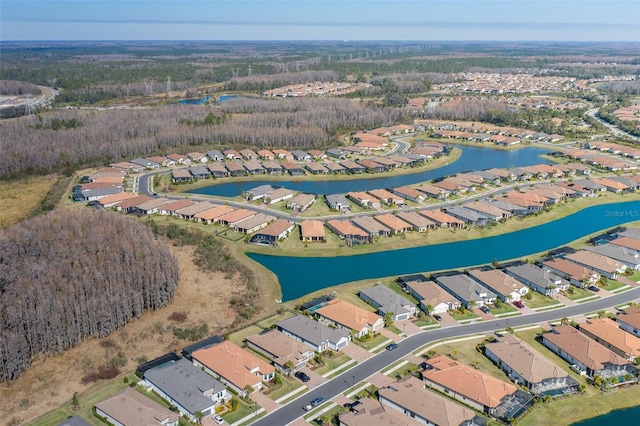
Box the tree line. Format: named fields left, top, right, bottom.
left=0, top=209, right=180, bottom=382
left=0, top=80, right=41, bottom=96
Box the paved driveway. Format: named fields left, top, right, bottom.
left=341, top=342, right=373, bottom=363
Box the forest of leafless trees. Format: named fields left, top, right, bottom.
left=0, top=209, right=180, bottom=382
left=422, top=98, right=512, bottom=121
left=0, top=97, right=407, bottom=178
left=0, top=80, right=41, bottom=96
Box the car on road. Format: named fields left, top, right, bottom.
left=480, top=306, right=490, bottom=314
left=304, top=397, right=324, bottom=411
left=513, top=301, right=525, bottom=309
left=386, top=343, right=398, bottom=351
left=295, top=371, right=311, bottom=382
left=588, top=285, right=601, bottom=292
left=433, top=314, right=442, bottom=321
left=212, top=414, right=225, bottom=425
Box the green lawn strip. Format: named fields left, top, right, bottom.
left=228, top=325, right=264, bottom=346
left=223, top=398, right=261, bottom=425
left=388, top=324, right=403, bottom=334
left=324, top=361, right=358, bottom=379
left=625, top=270, right=640, bottom=282
left=263, top=373, right=304, bottom=402
left=351, top=333, right=391, bottom=351
left=277, top=387, right=308, bottom=406
left=532, top=304, right=565, bottom=312
left=381, top=359, right=408, bottom=374
left=602, top=280, right=629, bottom=292
left=385, top=361, right=420, bottom=380
left=489, top=303, right=518, bottom=315
left=450, top=310, right=481, bottom=321
left=562, top=286, right=597, bottom=301
left=25, top=375, right=137, bottom=426
left=379, top=278, right=421, bottom=305
left=343, top=381, right=369, bottom=397
left=310, top=404, right=348, bottom=423
left=302, top=401, right=335, bottom=420
left=521, top=291, right=559, bottom=309
left=312, top=353, right=353, bottom=377
left=254, top=310, right=296, bottom=329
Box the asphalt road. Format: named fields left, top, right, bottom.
left=252, top=286, right=640, bottom=426
left=586, top=108, right=640, bottom=142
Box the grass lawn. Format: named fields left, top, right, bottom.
left=522, top=291, right=560, bottom=309
left=380, top=278, right=421, bottom=305
left=312, top=353, right=353, bottom=377
left=388, top=324, right=403, bottom=335
left=314, top=404, right=349, bottom=424
left=450, top=310, right=481, bottom=321
left=263, top=373, right=304, bottom=402
left=25, top=375, right=139, bottom=426
left=0, top=174, right=61, bottom=228
left=351, top=333, right=391, bottom=351
left=223, top=398, right=264, bottom=425
left=625, top=270, right=640, bottom=282
left=489, top=303, right=518, bottom=315
left=385, top=361, right=420, bottom=380
left=228, top=325, right=264, bottom=346
left=601, top=280, right=628, bottom=292
left=562, top=286, right=596, bottom=301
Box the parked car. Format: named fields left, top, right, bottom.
left=588, top=285, right=601, bottom=292
left=513, top=301, right=525, bottom=309
left=304, top=397, right=324, bottom=411
left=295, top=371, right=311, bottom=382
left=480, top=306, right=490, bottom=314
left=386, top=343, right=398, bottom=351
left=212, top=415, right=225, bottom=425
left=433, top=314, right=442, bottom=321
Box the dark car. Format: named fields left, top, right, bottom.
left=433, top=314, right=442, bottom=321
left=513, top=301, right=525, bottom=309
left=588, top=285, right=601, bottom=292
left=386, top=343, right=398, bottom=351
left=480, top=306, right=490, bottom=314
left=295, top=371, right=311, bottom=382
left=304, top=397, right=324, bottom=411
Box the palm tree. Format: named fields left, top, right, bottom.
left=468, top=300, right=477, bottom=310
left=194, top=411, right=204, bottom=424
left=560, top=317, right=570, bottom=326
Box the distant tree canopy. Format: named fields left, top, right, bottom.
left=0, top=209, right=180, bottom=382
left=0, top=80, right=41, bottom=96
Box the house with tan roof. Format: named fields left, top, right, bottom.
left=420, top=210, right=465, bottom=228
left=564, top=250, right=627, bottom=279
left=245, top=329, right=314, bottom=373
left=286, top=193, right=316, bottom=212
left=314, top=299, right=383, bottom=338
left=191, top=340, right=275, bottom=396
left=233, top=213, right=273, bottom=234
left=468, top=269, right=529, bottom=302
left=272, top=149, right=293, bottom=161
left=326, top=219, right=369, bottom=244
left=94, top=387, right=179, bottom=426
left=378, top=376, right=486, bottom=426
left=323, top=160, right=347, bottom=174
left=305, top=162, right=329, bottom=174
left=300, top=220, right=326, bottom=243
left=243, top=159, right=266, bottom=174
left=97, top=192, right=139, bottom=208
left=421, top=355, right=533, bottom=420
left=280, top=161, right=306, bottom=176
left=357, top=158, right=386, bottom=172
left=352, top=216, right=391, bottom=238
left=223, top=149, right=241, bottom=160
left=610, top=236, right=640, bottom=253
left=541, top=325, right=637, bottom=380
left=347, top=191, right=380, bottom=208
left=416, top=183, right=451, bottom=200
left=617, top=306, right=640, bottom=338
left=265, top=187, right=296, bottom=204
left=171, top=168, right=193, bottom=183
left=257, top=149, right=275, bottom=160
left=207, top=162, right=230, bottom=177
left=338, top=392, right=421, bottom=426
left=592, top=177, right=630, bottom=193
left=114, top=195, right=154, bottom=213
left=250, top=219, right=295, bottom=244
left=579, top=318, right=640, bottom=361
left=373, top=213, right=413, bottom=234
left=464, top=201, right=512, bottom=221
left=395, top=211, right=436, bottom=232
left=585, top=243, right=640, bottom=271
left=485, top=334, right=579, bottom=397
left=404, top=280, right=461, bottom=314
left=367, top=189, right=404, bottom=206
left=131, top=197, right=171, bottom=215
left=174, top=201, right=215, bottom=220
left=194, top=205, right=235, bottom=224
left=157, top=199, right=196, bottom=216
left=239, top=149, right=258, bottom=160
left=540, top=258, right=600, bottom=288
left=262, top=160, right=283, bottom=175
left=216, top=208, right=255, bottom=226
left=224, top=161, right=247, bottom=176
left=391, top=186, right=426, bottom=203
left=187, top=152, right=207, bottom=163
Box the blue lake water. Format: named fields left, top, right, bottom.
left=178, top=96, right=211, bottom=105
left=187, top=145, right=553, bottom=197
left=571, top=405, right=640, bottom=425
left=247, top=200, right=640, bottom=301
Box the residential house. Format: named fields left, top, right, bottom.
left=113, top=195, right=154, bottom=213
left=445, top=206, right=490, bottom=227
left=564, top=250, right=627, bottom=279
left=250, top=219, right=295, bottom=244
left=262, top=160, right=283, bottom=174
left=143, top=358, right=228, bottom=422
left=292, top=150, right=311, bottom=161
left=233, top=213, right=273, bottom=234
left=300, top=220, right=326, bottom=243
left=367, top=189, right=404, bottom=206
left=94, top=388, right=180, bottom=426
left=347, top=191, right=380, bottom=208
left=422, top=355, right=533, bottom=421
left=257, top=149, right=275, bottom=160
left=352, top=216, right=391, bottom=238
left=245, top=184, right=274, bottom=201
left=216, top=209, right=255, bottom=227
left=359, top=283, right=416, bottom=321
left=500, top=192, right=548, bottom=212
left=73, top=186, right=123, bottom=202
left=326, top=148, right=345, bottom=159
left=395, top=211, right=436, bottom=232
left=541, top=325, right=637, bottom=379
left=323, top=160, right=347, bottom=174
left=579, top=318, right=640, bottom=361
left=464, top=201, right=512, bottom=221
left=207, top=163, right=230, bottom=177
left=610, top=236, right=640, bottom=253
left=358, top=158, right=386, bottom=173
left=468, top=269, right=529, bottom=302
left=305, top=162, right=329, bottom=174
left=265, top=187, right=296, bottom=204
left=286, top=193, right=316, bottom=212
left=340, top=159, right=366, bottom=174
left=174, top=202, right=216, bottom=220
left=404, top=280, right=461, bottom=314
left=147, top=156, right=175, bottom=167
left=157, top=199, right=196, bottom=216
left=505, top=263, right=569, bottom=296
left=416, top=183, right=451, bottom=200
left=97, top=192, right=139, bottom=208
left=420, top=210, right=465, bottom=228
left=194, top=205, right=235, bottom=224
left=243, top=160, right=266, bottom=174
left=167, top=153, right=191, bottom=165
left=307, top=149, right=327, bottom=160
left=585, top=244, right=640, bottom=270
left=378, top=377, right=485, bottom=426
left=272, top=149, right=293, bottom=161
left=592, top=177, right=629, bottom=193
left=314, top=299, right=384, bottom=338
left=245, top=329, right=314, bottom=373
left=325, top=194, right=351, bottom=213
left=189, top=165, right=211, bottom=179
left=391, top=186, right=426, bottom=203
left=275, top=314, right=350, bottom=352
left=540, top=258, right=600, bottom=288
left=485, top=334, right=579, bottom=396
left=239, top=149, right=258, bottom=160
left=187, top=152, right=207, bottom=163
left=130, top=157, right=160, bottom=170
left=435, top=274, right=497, bottom=308
left=616, top=306, right=640, bottom=338
left=225, top=161, right=247, bottom=176
left=486, top=199, right=530, bottom=217
left=339, top=395, right=423, bottom=426
left=111, top=161, right=143, bottom=173
left=281, top=161, right=306, bottom=176
left=326, top=219, right=369, bottom=244
left=131, top=198, right=171, bottom=215
left=191, top=340, right=275, bottom=396
left=223, top=149, right=241, bottom=160
left=171, top=169, right=193, bottom=183
left=373, top=214, right=413, bottom=235
left=206, top=149, right=224, bottom=161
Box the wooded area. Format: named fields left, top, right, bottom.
left=0, top=209, right=180, bottom=382
left=0, top=80, right=41, bottom=96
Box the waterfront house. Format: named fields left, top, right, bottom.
left=262, top=160, right=283, bottom=174
left=323, top=160, right=347, bottom=174
left=404, top=280, right=461, bottom=314
left=579, top=318, right=640, bottom=361
left=207, top=163, right=230, bottom=177
left=435, top=273, right=497, bottom=308
left=540, top=258, right=600, bottom=288
left=171, top=169, right=193, bottom=183
left=189, top=165, right=210, bottom=180
left=225, top=161, right=247, bottom=176
left=286, top=193, right=316, bottom=212
left=468, top=269, right=529, bottom=302
left=352, top=216, right=391, bottom=238
left=300, top=220, right=326, bottom=243
left=233, top=213, right=273, bottom=234
left=265, top=187, right=296, bottom=204
left=243, top=159, right=266, bottom=174
left=373, top=213, right=413, bottom=235
left=367, top=188, right=404, bottom=206
left=420, top=210, right=465, bottom=228
left=391, top=186, right=426, bottom=203
left=395, top=211, right=436, bottom=232
left=325, top=194, right=351, bottom=212
left=585, top=244, right=640, bottom=270
left=326, top=219, right=369, bottom=244
left=280, top=161, right=306, bottom=176
left=564, top=250, right=627, bottom=279
left=340, top=159, right=366, bottom=174
left=445, top=206, right=491, bottom=227
left=250, top=219, right=295, bottom=244
left=216, top=209, right=255, bottom=227
left=305, top=162, right=329, bottom=174
left=359, top=283, right=417, bottom=321
left=347, top=191, right=380, bottom=208
left=464, top=201, right=512, bottom=221
left=245, top=184, right=274, bottom=201
left=275, top=314, right=350, bottom=351
left=314, top=299, right=384, bottom=338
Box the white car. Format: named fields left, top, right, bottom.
left=212, top=414, right=225, bottom=425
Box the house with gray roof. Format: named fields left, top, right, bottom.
left=189, top=165, right=211, bottom=180
left=445, top=206, right=491, bottom=227
left=130, top=157, right=160, bottom=169
left=206, top=149, right=224, bottom=161
left=585, top=244, right=640, bottom=270
left=486, top=199, right=529, bottom=217
left=292, top=150, right=311, bottom=161
left=325, top=194, right=351, bottom=212
left=359, top=283, right=417, bottom=321
left=73, top=186, right=122, bottom=202
left=245, top=184, right=275, bottom=201
left=275, top=314, right=350, bottom=352
left=505, top=263, right=569, bottom=296
left=143, top=358, right=229, bottom=422
left=326, top=148, right=345, bottom=159
left=352, top=216, right=391, bottom=238
left=435, top=274, right=497, bottom=308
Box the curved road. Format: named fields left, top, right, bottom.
left=253, top=286, right=640, bottom=426
left=586, top=107, right=640, bottom=142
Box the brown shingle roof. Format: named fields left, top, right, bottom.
left=315, top=299, right=382, bottom=332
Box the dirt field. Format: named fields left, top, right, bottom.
left=0, top=242, right=277, bottom=423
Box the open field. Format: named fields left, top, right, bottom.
left=0, top=174, right=60, bottom=228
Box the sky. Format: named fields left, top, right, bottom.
left=1, top=0, right=639, bottom=42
